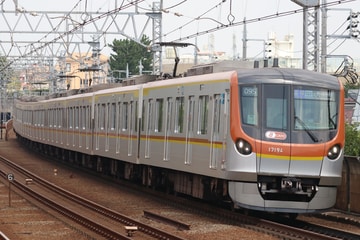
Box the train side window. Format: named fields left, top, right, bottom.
left=174, top=97, right=184, bottom=133
left=62, top=108, right=66, bottom=129
left=134, top=101, right=138, bottom=132
left=147, top=99, right=154, bottom=132
left=213, top=94, right=221, bottom=134
left=240, top=86, right=258, bottom=126
left=49, top=109, right=53, bottom=128
left=58, top=108, right=62, bottom=128
left=122, top=102, right=128, bottom=131
left=155, top=98, right=163, bottom=132
left=54, top=108, right=58, bottom=128
left=110, top=102, right=116, bottom=130
left=188, top=96, right=195, bottom=132
left=75, top=106, right=80, bottom=129
left=69, top=107, right=73, bottom=129
left=99, top=103, right=106, bottom=130
left=37, top=110, right=41, bottom=127
left=44, top=109, right=48, bottom=127
left=53, top=109, right=56, bottom=128
left=129, top=101, right=134, bottom=131
left=117, top=102, right=121, bottom=131
left=141, top=100, right=145, bottom=131
left=94, top=104, right=99, bottom=131
left=166, top=97, right=173, bottom=132
left=86, top=106, right=90, bottom=130
left=81, top=106, right=85, bottom=130
left=198, top=95, right=209, bottom=135
left=34, top=110, right=37, bottom=126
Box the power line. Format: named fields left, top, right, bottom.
left=168, top=0, right=355, bottom=43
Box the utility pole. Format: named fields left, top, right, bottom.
left=321, top=1, right=328, bottom=73
left=242, top=18, right=247, bottom=60
left=292, top=0, right=320, bottom=71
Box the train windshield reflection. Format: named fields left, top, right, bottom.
left=294, top=88, right=338, bottom=130
left=240, top=85, right=339, bottom=131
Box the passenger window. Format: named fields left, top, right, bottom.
left=110, top=102, right=116, bottom=130
left=100, top=104, right=106, bottom=130
left=213, top=94, right=221, bottom=134
left=198, top=95, right=209, bottom=135
left=174, top=97, right=184, bottom=133
left=129, top=101, right=134, bottom=131
left=188, top=96, right=195, bottom=132
left=147, top=99, right=154, bottom=131
left=75, top=106, right=79, bottom=129
left=122, top=102, right=128, bottom=131
left=166, top=97, right=173, bottom=132
left=134, top=101, right=138, bottom=132
left=141, top=100, right=145, bottom=131
left=69, top=107, right=73, bottom=129
left=241, top=86, right=258, bottom=126
left=155, top=98, right=163, bottom=132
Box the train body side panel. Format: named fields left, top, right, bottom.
left=137, top=74, right=232, bottom=179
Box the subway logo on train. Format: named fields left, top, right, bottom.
left=13, top=64, right=345, bottom=214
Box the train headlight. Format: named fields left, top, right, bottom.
left=327, top=144, right=340, bottom=160
left=235, top=139, right=252, bottom=155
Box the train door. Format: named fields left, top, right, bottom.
left=117, top=91, right=138, bottom=161
left=210, top=93, right=224, bottom=169
left=259, top=84, right=291, bottom=175
left=108, top=102, right=116, bottom=153
left=185, top=96, right=195, bottom=165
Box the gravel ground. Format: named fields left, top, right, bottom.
left=0, top=132, right=278, bottom=240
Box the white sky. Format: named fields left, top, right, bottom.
left=3, top=0, right=360, bottom=61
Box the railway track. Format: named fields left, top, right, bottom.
left=184, top=201, right=360, bottom=240
left=1, top=140, right=360, bottom=240
left=0, top=156, right=186, bottom=240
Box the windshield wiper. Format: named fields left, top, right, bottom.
left=328, top=113, right=337, bottom=129
left=295, top=116, right=319, bottom=142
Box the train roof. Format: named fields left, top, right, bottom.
left=236, top=68, right=341, bottom=89
left=16, top=67, right=341, bottom=104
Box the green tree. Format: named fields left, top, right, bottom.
left=0, top=56, right=15, bottom=90
left=108, top=35, right=152, bottom=77
left=344, top=122, right=360, bottom=156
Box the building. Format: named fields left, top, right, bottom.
left=55, top=52, right=109, bottom=91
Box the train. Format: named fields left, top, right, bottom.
left=13, top=65, right=345, bottom=214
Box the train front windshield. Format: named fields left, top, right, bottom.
left=240, top=84, right=339, bottom=143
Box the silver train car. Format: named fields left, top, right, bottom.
left=13, top=67, right=345, bottom=213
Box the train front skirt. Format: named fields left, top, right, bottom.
left=228, top=181, right=337, bottom=213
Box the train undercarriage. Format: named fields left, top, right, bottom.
left=17, top=135, right=230, bottom=205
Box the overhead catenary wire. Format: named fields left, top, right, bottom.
left=0, top=0, right=146, bottom=73
left=166, top=0, right=355, bottom=42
